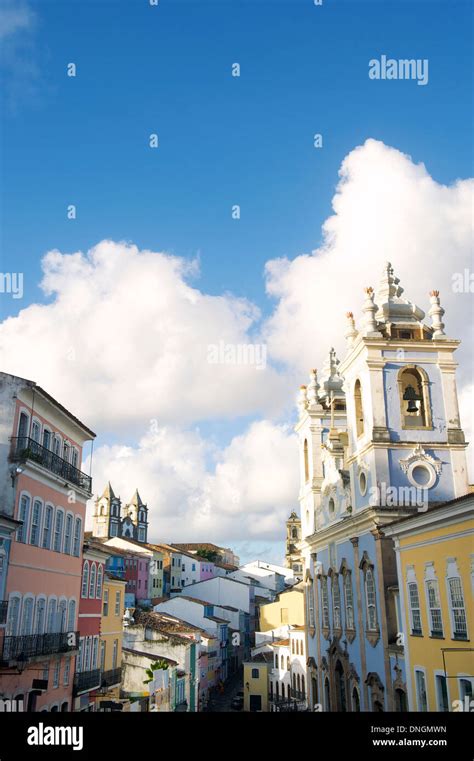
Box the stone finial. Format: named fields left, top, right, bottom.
left=306, top=368, right=320, bottom=407
left=428, top=290, right=446, bottom=338
left=362, top=287, right=381, bottom=337
left=298, top=385, right=308, bottom=415
left=378, top=261, right=404, bottom=302
left=345, top=311, right=358, bottom=348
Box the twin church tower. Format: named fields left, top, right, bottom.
left=92, top=482, right=149, bottom=543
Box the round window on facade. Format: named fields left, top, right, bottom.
left=407, top=461, right=436, bottom=489
left=411, top=465, right=430, bottom=486
left=359, top=471, right=367, bottom=496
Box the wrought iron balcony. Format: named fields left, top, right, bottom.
left=1, top=631, right=79, bottom=664
left=10, top=437, right=92, bottom=494
left=73, top=668, right=102, bottom=696
left=0, top=601, right=8, bottom=625
left=101, top=667, right=122, bottom=688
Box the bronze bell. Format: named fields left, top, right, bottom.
left=403, top=384, right=421, bottom=413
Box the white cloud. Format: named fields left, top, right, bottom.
left=0, top=0, right=34, bottom=41
left=2, top=139, right=472, bottom=547
left=0, top=240, right=289, bottom=432
left=85, top=420, right=298, bottom=545
left=264, top=139, right=473, bottom=388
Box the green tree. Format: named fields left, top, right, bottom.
left=196, top=548, right=219, bottom=563
left=143, top=659, right=170, bottom=685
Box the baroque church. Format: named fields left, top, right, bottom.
left=92, top=482, right=149, bottom=543
left=296, top=262, right=469, bottom=712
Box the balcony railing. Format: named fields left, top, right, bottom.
left=10, top=437, right=92, bottom=494
left=1, top=631, right=79, bottom=664
left=0, top=601, right=8, bottom=625
left=73, top=668, right=102, bottom=696
left=101, top=667, right=122, bottom=688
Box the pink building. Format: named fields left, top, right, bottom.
left=73, top=544, right=106, bottom=712
left=124, top=553, right=150, bottom=602
left=0, top=373, right=95, bottom=712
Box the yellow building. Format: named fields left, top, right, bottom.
left=385, top=493, right=474, bottom=712
left=258, top=583, right=305, bottom=631
left=243, top=656, right=271, bottom=712
left=99, top=571, right=127, bottom=699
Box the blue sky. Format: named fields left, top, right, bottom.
left=1, top=0, right=472, bottom=315
left=0, top=0, right=472, bottom=563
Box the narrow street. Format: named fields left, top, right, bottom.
left=207, top=669, right=244, bottom=713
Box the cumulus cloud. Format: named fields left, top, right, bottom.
left=0, top=240, right=289, bottom=431
left=1, top=139, right=472, bottom=548
left=85, top=420, right=298, bottom=546
left=264, top=139, right=473, bottom=385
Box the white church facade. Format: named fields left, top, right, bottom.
left=296, top=262, right=469, bottom=711
left=92, top=482, right=149, bottom=543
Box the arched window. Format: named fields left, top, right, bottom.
left=354, top=380, right=364, bottom=438
left=304, top=440, right=309, bottom=483
left=89, top=563, right=97, bottom=598
left=297, top=674, right=301, bottom=693
left=408, top=580, right=422, bottom=635
left=67, top=600, right=76, bottom=632
left=46, top=598, right=57, bottom=633
left=6, top=595, right=21, bottom=636
left=63, top=514, right=73, bottom=555
left=280, top=654, right=284, bottom=669
left=321, top=576, right=330, bottom=629
left=301, top=675, right=305, bottom=695
left=34, top=596, right=46, bottom=634
left=287, top=656, right=290, bottom=670
left=31, top=419, right=41, bottom=443
left=42, top=428, right=51, bottom=450
left=96, top=565, right=103, bottom=598
left=17, top=411, right=29, bottom=439
left=17, top=494, right=31, bottom=544
left=308, top=578, right=315, bottom=628
left=53, top=509, right=64, bottom=553
left=365, top=569, right=378, bottom=631
left=332, top=575, right=342, bottom=630
left=57, top=599, right=67, bottom=632
left=395, top=688, right=407, bottom=712
left=324, top=677, right=331, bottom=711
left=42, top=505, right=54, bottom=549
left=344, top=572, right=355, bottom=630
left=73, top=517, right=82, bottom=557
left=426, top=578, right=443, bottom=637
left=335, top=660, right=346, bottom=711
left=447, top=575, right=468, bottom=639
left=30, top=499, right=43, bottom=546
left=274, top=653, right=278, bottom=668
left=21, top=596, right=34, bottom=635
left=398, top=366, right=431, bottom=429
left=81, top=561, right=89, bottom=598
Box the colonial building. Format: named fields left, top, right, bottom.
left=92, top=483, right=148, bottom=544
left=384, top=492, right=473, bottom=711
left=297, top=263, right=469, bottom=712
left=0, top=372, right=95, bottom=712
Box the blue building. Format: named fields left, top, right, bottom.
left=296, top=263, right=469, bottom=712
